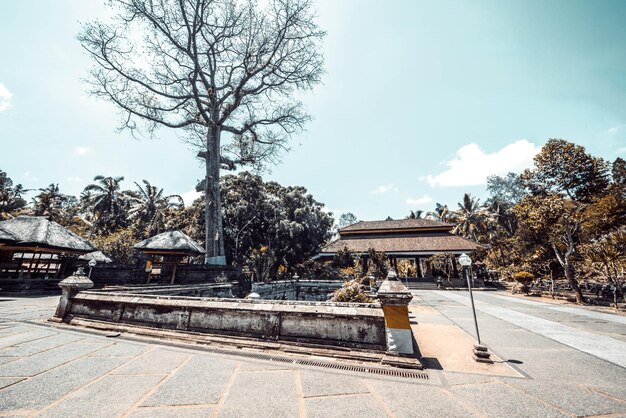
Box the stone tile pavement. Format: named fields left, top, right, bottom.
left=0, top=293, right=625, bottom=417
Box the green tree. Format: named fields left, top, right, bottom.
left=338, top=212, right=358, bottom=228
left=83, top=175, right=128, bottom=234
left=406, top=210, right=424, bottom=219
left=32, top=184, right=68, bottom=222
left=486, top=172, right=524, bottom=205
left=521, top=139, right=609, bottom=202
left=0, top=170, right=27, bottom=217
left=426, top=203, right=451, bottom=222
left=514, top=193, right=585, bottom=302
left=128, top=180, right=184, bottom=238
left=581, top=228, right=626, bottom=308
left=451, top=193, right=488, bottom=242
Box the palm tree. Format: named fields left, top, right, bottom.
left=83, top=175, right=128, bottom=233
left=128, top=180, right=184, bottom=237
left=452, top=193, right=488, bottom=242
left=426, top=203, right=451, bottom=222
left=32, top=183, right=66, bottom=221
left=406, top=210, right=424, bottom=219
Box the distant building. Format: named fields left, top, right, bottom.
left=317, top=219, right=478, bottom=277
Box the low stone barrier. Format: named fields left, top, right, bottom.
left=55, top=287, right=386, bottom=351
left=251, top=279, right=343, bottom=301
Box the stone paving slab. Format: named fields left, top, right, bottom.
left=128, top=406, right=215, bottom=418
left=0, top=332, right=82, bottom=357
left=0, top=356, right=126, bottom=412
left=366, top=378, right=474, bottom=418
left=0, top=376, right=23, bottom=389
left=110, top=349, right=189, bottom=375
left=37, top=374, right=164, bottom=418
left=299, top=369, right=369, bottom=398
left=0, top=341, right=109, bottom=377
left=0, top=329, right=56, bottom=348
left=217, top=369, right=299, bottom=418
left=305, top=393, right=388, bottom=418
left=504, top=380, right=626, bottom=417
left=143, top=354, right=237, bottom=406
left=449, top=381, right=569, bottom=418
left=88, top=342, right=151, bottom=358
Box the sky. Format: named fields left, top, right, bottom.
left=1, top=0, right=625, bottom=222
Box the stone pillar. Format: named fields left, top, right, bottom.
left=361, top=255, right=368, bottom=276
left=415, top=257, right=423, bottom=278
left=52, top=267, right=94, bottom=322
left=452, top=255, right=459, bottom=278
left=377, top=269, right=414, bottom=355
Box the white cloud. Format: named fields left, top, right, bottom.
left=406, top=194, right=433, bottom=206
left=426, top=140, right=540, bottom=187
left=371, top=184, right=398, bottom=194
left=179, top=190, right=202, bottom=206
left=617, top=146, right=626, bottom=155
left=0, top=83, right=12, bottom=112
left=74, top=146, right=92, bottom=155
left=67, top=176, right=84, bottom=183
left=608, top=125, right=623, bottom=135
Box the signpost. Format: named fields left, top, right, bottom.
left=458, top=253, right=492, bottom=363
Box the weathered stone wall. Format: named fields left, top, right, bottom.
left=252, top=280, right=343, bottom=301
left=88, top=265, right=240, bottom=288
left=65, top=289, right=386, bottom=350
left=101, top=283, right=235, bottom=298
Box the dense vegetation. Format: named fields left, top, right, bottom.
left=425, top=139, right=625, bottom=304
left=0, top=171, right=333, bottom=276
left=2, top=139, right=625, bottom=304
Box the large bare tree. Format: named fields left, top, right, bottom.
left=79, top=0, right=325, bottom=264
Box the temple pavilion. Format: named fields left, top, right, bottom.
left=134, top=230, right=205, bottom=284
left=317, top=219, right=478, bottom=278
left=0, top=216, right=96, bottom=291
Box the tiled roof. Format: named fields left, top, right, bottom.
left=340, top=219, right=453, bottom=233
left=321, top=233, right=478, bottom=254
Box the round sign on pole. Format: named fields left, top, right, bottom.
left=458, top=253, right=472, bottom=267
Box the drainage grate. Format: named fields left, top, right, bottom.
left=222, top=350, right=429, bottom=380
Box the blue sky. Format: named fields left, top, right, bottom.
left=1, top=0, right=625, bottom=221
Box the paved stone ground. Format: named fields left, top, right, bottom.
left=0, top=292, right=625, bottom=417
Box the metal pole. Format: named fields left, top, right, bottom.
left=465, top=266, right=481, bottom=345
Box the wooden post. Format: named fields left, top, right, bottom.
left=452, top=255, right=459, bottom=278
left=361, top=255, right=368, bottom=276
left=170, top=261, right=178, bottom=284
left=415, top=257, right=423, bottom=278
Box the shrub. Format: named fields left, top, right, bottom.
left=330, top=279, right=374, bottom=303
left=512, top=271, right=534, bottom=294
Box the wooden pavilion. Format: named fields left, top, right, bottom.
left=317, top=219, right=478, bottom=278
left=134, top=231, right=205, bottom=284
left=0, top=216, right=96, bottom=291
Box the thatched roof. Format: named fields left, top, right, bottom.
left=340, top=219, right=454, bottom=234
left=79, top=250, right=113, bottom=263
left=134, top=231, right=205, bottom=255
left=321, top=233, right=478, bottom=255
left=0, top=225, right=18, bottom=243
left=0, top=216, right=96, bottom=254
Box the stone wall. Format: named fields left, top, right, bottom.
left=89, top=265, right=239, bottom=288
left=251, top=280, right=343, bottom=301
left=63, top=289, right=386, bottom=351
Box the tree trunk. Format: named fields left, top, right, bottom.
left=551, top=241, right=585, bottom=304
left=203, top=126, right=226, bottom=265
left=563, top=262, right=585, bottom=303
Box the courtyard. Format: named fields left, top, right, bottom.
left=1, top=290, right=625, bottom=418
